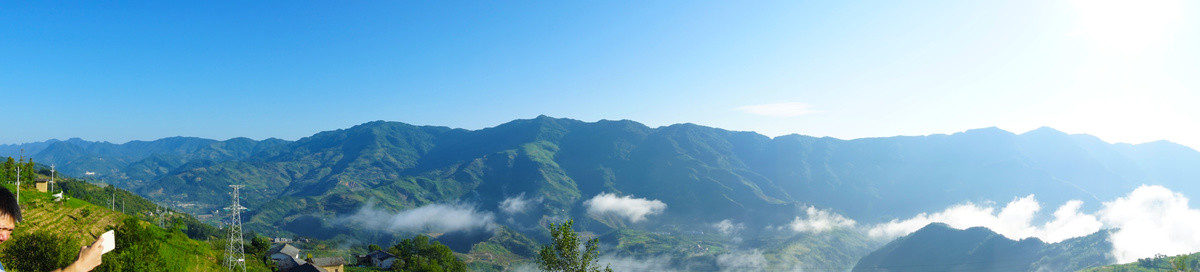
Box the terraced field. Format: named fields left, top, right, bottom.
left=14, top=187, right=126, bottom=248
left=1, top=184, right=241, bottom=272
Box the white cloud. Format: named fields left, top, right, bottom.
left=337, top=202, right=495, bottom=233
left=867, top=195, right=1101, bottom=242
left=867, top=185, right=1200, bottom=263
left=788, top=206, right=856, bottom=233
left=713, top=219, right=745, bottom=236
left=716, top=250, right=769, bottom=272
left=583, top=193, right=667, bottom=223
left=1040, top=200, right=1104, bottom=243
left=736, top=102, right=820, bottom=117
left=500, top=193, right=542, bottom=214
left=1101, top=185, right=1200, bottom=263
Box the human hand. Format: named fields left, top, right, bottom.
left=67, top=236, right=105, bottom=272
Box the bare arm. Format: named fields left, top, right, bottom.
left=51, top=236, right=104, bottom=272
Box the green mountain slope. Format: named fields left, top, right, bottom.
left=852, top=223, right=1114, bottom=272
left=10, top=118, right=1200, bottom=227
left=1, top=137, right=288, bottom=182
left=112, top=117, right=1200, bottom=228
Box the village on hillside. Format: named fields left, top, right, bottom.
left=266, top=239, right=400, bottom=272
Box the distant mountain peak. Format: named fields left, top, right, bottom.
left=963, top=126, right=1010, bottom=134
left=353, top=120, right=396, bottom=128
left=956, top=127, right=1017, bottom=139
left=1138, top=139, right=1185, bottom=148
left=1021, top=126, right=1068, bottom=137
left=919, top=222, right=953, bottom=231
left=658, top=122, right=711, bottom=131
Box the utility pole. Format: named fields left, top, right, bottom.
left=14, top=164, right=19, bottom=204
left=13, top=164, right=18, bottom=202
left=16, top=150, right=21, bottom=204
left=50, top=165, right=55, bottom=193
left=224, top=185, right=247, bottom=272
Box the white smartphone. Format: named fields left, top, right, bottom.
left=100, top=230, right=115, bottom=254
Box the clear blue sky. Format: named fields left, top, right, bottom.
left=3, top=1, right=1198, bottom=149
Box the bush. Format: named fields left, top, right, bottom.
left=93, top=217, right=167, bottom=272
left=0, top=232, right=80, bottom=272
left=388, top=235, right=466, bottom=272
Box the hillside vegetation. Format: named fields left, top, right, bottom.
left=6, top=117, right=1200, bottom=270
left=1079, top=252, right=1200, bottom=272
left=0, top=168, right=270, bottom=272
left=8, top=117, right=1198, bottom=232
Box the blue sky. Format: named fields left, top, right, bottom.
left=3, top=1, right=1198, bottom=149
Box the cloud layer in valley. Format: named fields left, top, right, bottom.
left=868, top=185, right=1200, bottom=263
left=716, top=250, right=769, bottom=272
left=337, top=202, right=495, bottom=233
left=1101, top=185, right=1200, bottom=262
left=787, top=206, right=857, bottom=233
left=500, top=193, right=543, bottom=214
left=866, top=195, right=1101, bottom=242
left=713, top=219, right=746, bottom=236
left=584, top=193, right=667, bottom=223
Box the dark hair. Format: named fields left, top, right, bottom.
left=0, top=187, right=20, bottom=223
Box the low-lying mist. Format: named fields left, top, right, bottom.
left=334, top=202, right=496, bottom=233
left=329, top=185, right=1197, bottom=269
left=584, top=193, right=667, bottom=223
left=868, top=185, right=1200, bottom=263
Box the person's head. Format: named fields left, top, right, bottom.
left=0, top=187, right=21, bottom=244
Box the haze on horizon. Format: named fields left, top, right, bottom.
left=2, top=1, right=1197, bottom=150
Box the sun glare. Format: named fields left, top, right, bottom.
left=1052, top=0, right=1196, bottom=148
left=1071, top=0, right=1184, bottom=55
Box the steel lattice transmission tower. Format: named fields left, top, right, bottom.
left=224, top=185, right=247, bottom=272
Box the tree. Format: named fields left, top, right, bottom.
left=21, top=158, right=35, bottom=184
left=387, top=235, right=466, bottom=272
left=94, top=217, right=167, bottom=272
left=369, top=244, right=382, bottom=252
left=2, top=157, right=14, bottom=182
left=538, top=219, right=612, bottom=272
left=1174, top=254, right=1196, bottom=272
left=249, top=234, right=272, bottom=266
left=0, top=232, right=80, bottom=272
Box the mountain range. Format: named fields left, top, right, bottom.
left=4, top=116, right=1199, bottom=269
left=5, top=116, right=1197, bottom=224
